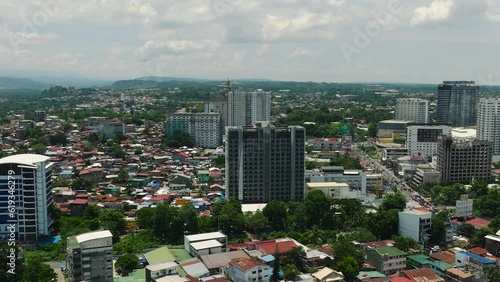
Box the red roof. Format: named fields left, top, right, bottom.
left=229, top=239, right=298, bottom=255
left=75, top=194, right=88, bottom=198
left=106, top=197, right=118, bottom=202
left=452, top=217, right=490, bottom=229
left=176, top=152, right=189, bottom=158
left=430, top=251, right=455, bottom=265
left=70, top=199, right=89, bottom=205
left=404, top=268, right=443, bottom=282
left=468, top=247, right=488, bottom=256
left=150, top=194, right=171, bottom=201
left=229, top=257, right=263, bottom=271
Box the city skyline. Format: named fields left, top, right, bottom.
left=0, top=0, right=500, bottom=84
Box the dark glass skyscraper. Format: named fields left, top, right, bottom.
left=436, top=81, right=479, bottom=127
left=225, top=122, right=305, bottom=203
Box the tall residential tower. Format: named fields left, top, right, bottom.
left=477, top=98, right=500, bottom=156
left=225, top=122, right=305, bottom=203
left=395, top=98, right=429, bottom=123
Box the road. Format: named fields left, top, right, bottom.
left=47, top=261, right=65, bottom=282
left=353, top=142, right=414, bottom=201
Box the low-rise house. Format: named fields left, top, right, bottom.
left=403, top=268, right=444, bottom=282
left=179, top=259, right=210, bottom=278
left=197, top=170, right=210, bottom=183
left=199, top=250, right=251, bottom=274
left=79, top=167, right=105, bottom=183
left=311, top=267, right=344, bottom=282
left=69, top=199, right=89, bottom=216
left=406, top=254, right=452, bottom=278
left=146, top=261, right=178, bottom=282
left=226, top=257, right=271, bottom=282
left=366, top=246, right=407, bottom=275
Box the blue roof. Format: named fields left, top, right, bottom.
left=36, top=235, right=61, bottom=245
left=459, top=251, right=495, bottom=264
left=260, top=254, right=275, bottom=263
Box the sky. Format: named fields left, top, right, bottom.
left=0, top=0, right=499, bottom=84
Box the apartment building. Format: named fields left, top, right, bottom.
left=67, top=230, right=113, bottom=282
left=225, top=122, right=305, bottom=203
left=365, top=246, right=407, bottom=275
left=395, top=98, right=429, bottom=123
left=476, top=98, right=500, bottom=156
left=166, top=113, right=223, bottom=148
left=398, top=210, right=432, bottom=246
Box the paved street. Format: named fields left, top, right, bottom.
left=47, top=261, right=65, bottom=282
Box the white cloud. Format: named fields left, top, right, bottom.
left=411, top=0, right=454, bottom=26
left=288, top=47, right=321, bottom=58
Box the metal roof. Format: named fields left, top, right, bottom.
left=0, top=154, right=50, bottom=167
left=75, top=230, right=112, bottom=244
left=199, top=250, right=250, bottom=269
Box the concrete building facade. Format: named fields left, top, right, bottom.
left=166, top=113, right=223, bottom=148
left=225, top=122, right=305, bottom=203
left=436, top=135, right=493, bottom=183
left=395, top=98, right=429, bottom=123
left=437, top=81, right=479, bottom=127
left=476, top=98, right=500, bottom=155
left=398, top=210, right=432, bottom=246
left=66, top=230, right=113, bottom=282
left=406, top=124, right=452, bottom=161
left=0, top=154, right=53, bottom=243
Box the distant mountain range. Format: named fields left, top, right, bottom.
left=0, top=77, right=53, bottom=90
left=0, top=75, right=276, bottom=90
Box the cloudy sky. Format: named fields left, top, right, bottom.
left=0, top=0, right=499, bottom=83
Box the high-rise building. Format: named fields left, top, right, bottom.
left=406, top=124, right=452, bottom=160
left=477, top=98, right=500, bottom=155
left=398, top=209, right=432, bottom=245
left=166, top=113, right=223, bottom=148
left=34, top=110, right=46, bottom=122
left=67, top=230, right=113, bottom=282
left=436, top=135, right=492, bottom=183
left=208, top=82, right=271, bottom=128
left=225, top=122, right=305, bottom=203
left=226, top=90, right=270, bottom=127
left=436, top=81, right=480, bottom=127
left=0, top=154, right=53, bottom=243
left=395, top=98, right=429, bottom=123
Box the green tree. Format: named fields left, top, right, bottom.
left=332, top=239, right=365, bottom=266
left=100, top=210, right=126, bottom=242
left=283, top=264, right=300, bottom=281
left=116, top=168, right=130, bottom=183
left=30, top=143, right=46, bottom=154
left=382, top=193, right=406, bottom=211
left=367, top=122, right=377, bottom=138
left=245, top=211, right=269, bottom=231
left=115, top=254, right=138, bottom=276
left=83, top=205, right=101, bottom=220
left=271, top=246, right=280, bottom=282
left=281, top=247, right=306, bottom=272
left=457, top=223, right=476, bottom=239
left=0, top=242, right=23, bottom=282
left=198, top=216, right=213, bottom=233
left=429, top=211, right=448, bottom=247
left=22, top=258, right=57, bottom=282
left=179, top=203, right=199, bottom=235
left=137, top=207, right=156, bottom=229
left=304, top=190, right=331, bottom=227
left=49, top=132, right=68, bottom=146
left=286, top=202, right=308, bottom=232
left=72, top=178, right=93, bottom=192
left=392, top=235, right=419, bottom=252
left=263, top=200, right=287, bottom=230
left=335, top=256, right=359, bottom=282
left=471, top=227, right=494, bottom=247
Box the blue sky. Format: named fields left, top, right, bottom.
left=0, top=0, right=499, bottom=84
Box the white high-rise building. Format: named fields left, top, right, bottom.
left=226, top=90, right=271, bottom=127
left=477, top=98, right=500, bottom=156
left=395, top=98, right=429, bottom=123
left=398, top=209, right=432, bottom=245
left=406, top=124, right=452, bottom=160
left=166, top=113, right=223, bottom=148
left=0, top=154, right=53, bottom=243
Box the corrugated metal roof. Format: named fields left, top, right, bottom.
left=199, top=250, right=250, bottom=269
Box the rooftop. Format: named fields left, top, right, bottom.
left=407, top=254, right=452, bottom=271
left=200, top=250, right=250, bottom=269
left=75, top=230, right=112, bottom=244
left=185, top=232, right=226, bottom=242
left=229, top=257, right=263, bottom=271
left=144, top=246, right=192, bottom=265
left=375, top=246, right=407, bottom=257
left=0, top=154, right=50, bottom=167
left=306, top=182, right=349, bottom=188
left=190, top=240, right=223, bottom=250
left=146, top=261, right=178, bottom=272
